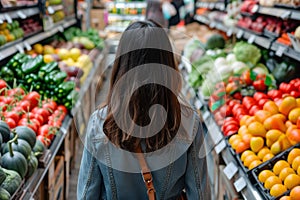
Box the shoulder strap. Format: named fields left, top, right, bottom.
left=136, top=146, right=156, bottom=200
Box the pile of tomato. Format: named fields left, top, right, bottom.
left=0, top=79, right=67, bottom=147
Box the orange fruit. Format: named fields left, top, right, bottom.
left=264, top=115, right=287, bottom=132
left=279, top=96, right=298, bottom=116
left=249, top=160, right=262, bottom=170
left=264, top=176, right=282, bottom=190
left=258, top=147, right=271, bottom=160
left=266, top=130, right=284, bottom=142
left=235, top=141, right=250, bottom=154
left=297, top=166, right=300, bottom=175
left=288, top=108, right=300, bottom=124
left=290, top=186, right=300, bottom=200
left=258, top=170, right=275, bottom=183
left=288, top=148, right=300, bottom=165
left=264, top=101, right=279, bottom=115
left=297, top=98, right=300, bottom=107
left=244, top=154, right=259, bottom=167
left=255, top=110, right=272, bottom=123
left=279, top=168, right=296, bottom=181
left=238, top=125, right=249, bottom=136
left=284, top=174, right=300, bottom=189
left=273, top=160, right=290, bottom=175
left=248, top=121, right=267, bottom=137
left=241, top=150, right=255, bottom=162
left=240, top=115, right=251, bottom=126
left=229, top=135, right=242, bottom=145
left=241, top=134, right=252, bottom=145
left=270, top=184, right=287, bottom=197
left=231, top=139, right=242, bottom=150
left=280, top=196, right=291, bottom=200
left=245, top=116, right=257, bottom=127
left=286, top=120, right=294, bottom=128
left=263, top=153, right=275, bottom=162
left=292, top=156, right=300, bottom=171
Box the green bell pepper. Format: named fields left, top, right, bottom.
left=64, top=90, right=79, bottom=110
left=25, top=74, right=38, bottom=85
left=40, top=62, right=59, bottom=74
left=52, top=71, right=67, bottom=86
left=55, top=81, right=76, bottom=98
left=21, top=55, right=43, bottom=74
left=44, top=70, right=60, bottom=84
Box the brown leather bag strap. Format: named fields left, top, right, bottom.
left=136, top=145, right=156, bottom=200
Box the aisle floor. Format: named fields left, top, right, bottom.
left=68, top=54, right=114, bottom=199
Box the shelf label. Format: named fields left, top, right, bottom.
left=276, top=46, right=287, bottom=57
left=251, top=5, right=259, bottom=13
left=16, top=44, right=24, bottom=53
left=281, top=11, right=291, bottom=19
left=236, top=29, right=244, bottom=39
left=4, top=14, right=12, bottom=24
left=48, top=6, right=55, bottom=15
left=214, top=140, right=226, bottom=154
left=195, top=99, right=203, bottom=110
left=24, top=42, right=32, bottom=51
left=248, top=34, right=256, bottom=44
left=234, top=177, right=247, bottom=192
left=58, top=25, right=64, bottom=32
left=17, top=11, right=26, bottom=19
left=223, top=162, right=238, bottom=180
left=226, top=28, right=233, bottom=37
left=202, top=110, right=210, bottom=121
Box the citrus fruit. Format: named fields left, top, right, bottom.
left=270, top=184, right=287, bottom=197
left=264, top=176, right=282, bottom=190
left=255, top=110, right=272, bottom=123
left=279, top=168, right=296, bottom=181
left=273, top=160, right=290, bottom=175
left=288, top=108, right=300, bottom=124
left=290, top=186, right=300, bottom=200
left=236, top=142, right=250, bottom=154
left=240, top=115, right=250, bottom=126
left=244, top=154, right=259, bottom=167
left=263, top=153, right=275, bottom=162
left=248, top=121, right=267, bottom=137
left=245, top=116, right=257, bottom=127
left=284, top=174, right=300, bottom=190
left=238, top=125, right=248, bottom=136
left=258, top=170, right=275, bottom=183
left=297, top=166, right=300, bottom=175
left=258, top=147, right=271, bottom=160
left=288, top=148, right=300, bottom=165
left=229, top=135, right=242, bottom=146
left=241, top=150, right=255, bottom=162
left=279, top=196, right=291, bottom=200
left=263, top=101, right=279, bottom=115
left=292, top=156, right=300, bottom=171
left=249, top=160, right=262, bottom=170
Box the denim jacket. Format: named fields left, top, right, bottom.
left=77, top=108, right=211, bottom=200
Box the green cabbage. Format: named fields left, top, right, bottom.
left=233, top=42, right=261, bottom=65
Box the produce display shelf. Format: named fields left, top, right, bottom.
left=0, top=4, right=38, bottom=12
left=257, top=6, right=300, bottom=20
left=21, top=115, right=72, bottom=200
left=195, top=1, right=226, bottom=11
left=270, top=42, right=300, bottom=62
left=47, top=4, right=64, bottom=14
left=108, top=13, right=145, bottom=21
left=0, top=6, right=39, bottom=21
left=0, top=17, right=77, bottom=61
left=194, top=14, right=210, bottom=25
left=106, top=1, right=147, bottom=8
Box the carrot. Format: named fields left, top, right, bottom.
left=281, top=33, right=290, bottom=40
left=277, top=37, right=291, bottom=46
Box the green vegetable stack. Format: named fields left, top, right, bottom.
left=54, top=81, right=79, bottom=110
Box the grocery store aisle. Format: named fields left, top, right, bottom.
left=68, top=53, right=114, bottom=199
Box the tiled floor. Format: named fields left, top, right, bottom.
left=68, top=54, right=114, bottom=199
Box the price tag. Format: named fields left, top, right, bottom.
left=248, top=34, right=256, bottom=44
left=17, top=11, right=26, bottom=19
left=220, top=4, right=225, bottom=11
left=223, top=162, right=238, bottom=180
left=214, top=140, right=226, bottom=154
left=251, top=5, right=259, bottom=13
left=195, top=100, right=203, bottom=110
left=234, top=177, right=247, bottom=192
left=16, top=44, right=24, bottom=53
left=23, top=42, right=32, bottom=51
left=209, top=22, right=216, bottom=28
left=58, top=25, right=64, bottom=32
left=4, top=14, right=12, bottom=24
left=281, top=11, right=291, bottom=19
left=275, top=46, right=287, bottom=57
left=236, top=29, right=244, bottom=39
left=202, top=110, right=210, bottom=121
left=48, top=6, right=55, bottom=14
left=226, top=28, right=233, bottom=37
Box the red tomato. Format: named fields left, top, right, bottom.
left=4, top=111, right=19, bottom=124
left=38, top=125, right=57, bottom=140
left=17, top=100, right=31, bottom=112
left=249, top=105, right=260, bottom=116
left=291, top=91, right=300, bottom=98
left=253, top=79, right=266, bottom=91
left=37, top=135, right=51, bottom=147
left=258, top=98, right=269, bottom=108
left=267, top=90, right=282, bottom=100
left=42, top=100, right=57, bottom=113
left=234, top=108, right=247, bottom=117
left=0, top=80, right=7, bottom=93
left=228, top=100, right=241, bottom=109
left=23, top=91, right=40, bottom=109
left=233, top=92, right=242, bottom=100
left=56, top=105, right=68, bottom=114
left=253, top=92, right=269, bottom=101
left=223, top=124, right=239, bottom=135
left=32, top=108, right=50, bottom=124
left=241, top=70, right=253, bottom=85
left=0, top=102, right=7, bottom=111
left=279, top=82, right=295, bottom=94
left=12, top=106, right=24, bottom=116
left=0, top=96, right=15, bottom=105
left=48, top=120, right=62, bottom=128
left=5, top=118, right=16, bottom=129
left=7, top=88, right=25, bottom=97
left=18, top=118, right=38, bottom=133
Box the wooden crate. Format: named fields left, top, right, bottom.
left=48, top=156, right=64, bottom=200
left=32, top=179, right=46, bottom=200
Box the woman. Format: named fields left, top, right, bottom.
left=77, top=20, right=211, bottom=200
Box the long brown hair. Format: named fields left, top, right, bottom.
left=101, top=20, right=182, bottom=152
